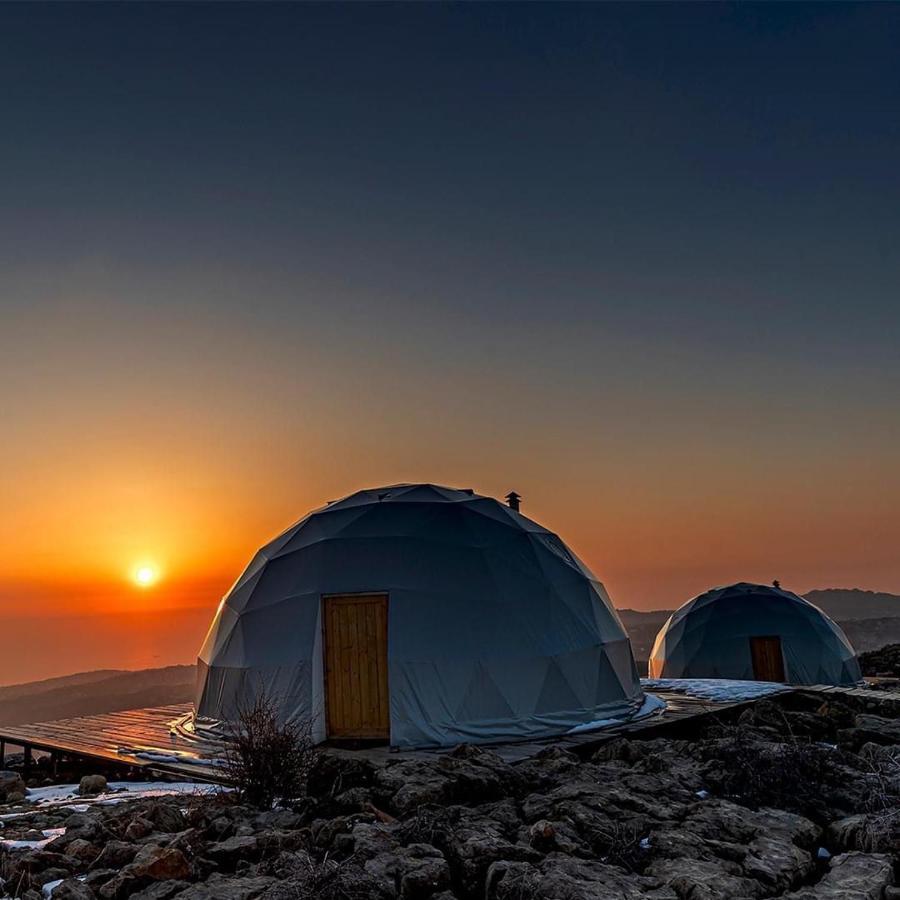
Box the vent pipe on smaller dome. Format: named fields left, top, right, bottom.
left=505, top=491, right=521, bottom=512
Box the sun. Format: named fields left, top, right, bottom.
left=133, top=565, right=159, bottom=588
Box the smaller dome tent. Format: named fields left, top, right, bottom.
left=196, top=484, right=644, bottom=748
left=648, top=582, right=861, bottom=685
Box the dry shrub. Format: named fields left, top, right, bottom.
left=223, top=691, right=318, bottom=809
left=592, top=820, right=651, bottom=873
left=703, top=720, right=840, bottom=818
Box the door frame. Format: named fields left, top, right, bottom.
left=321, top=591, right=390, bottom=741
left=749, top=634, right=786, bottom=682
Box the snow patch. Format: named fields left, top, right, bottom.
left=567, top=692, right=666, bottom=735
left=1, top=827, right=65, bottom=851
left=642, top=678, right=791, bottom=702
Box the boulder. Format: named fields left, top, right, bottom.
left=130, top=884, right=191, bottom=900
left=90, top=840, right=140, bottom=870
left=129, top=845, right=192, bottom=881
left=647, top=857, right=765, bottom=899
left=205, top=835, right=260, bottom=868
left=827, top=815, right=886, bottom=852
left=124, top=817, right=155, bottom=841
left=486, top=854, right=679, bottom=899
left=144, top=802, right=186, bottom=834
left=782, top=851, right=895, bottom=898
left=172, top=873, right=276, bottom=900
left=65, top=838, right=101, bottom=865
left=363, top=842, right=451, bottom=899
left=98, top=872, right=143, bottom=900
left=742, top=835, right=814, bottom=894
left=0, top=769, right=26, bottom=801
left=79, top=775, right=108, bottom=796
left=52, top=881, right=98, bottom=900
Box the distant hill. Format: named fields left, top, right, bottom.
left=0, top=665, right=195, bottom=726
left=803, top=589, right=900, bottom=620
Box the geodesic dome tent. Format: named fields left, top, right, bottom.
left=648, top=582, right=861, bottom=685
left=195, top=483, right=644, bottom=748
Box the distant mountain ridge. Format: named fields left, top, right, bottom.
left=0, top=665, right=195, bottom=727
left=803, top=589, right=900, bottom=620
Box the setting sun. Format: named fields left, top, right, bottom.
left=133, top=565, right=159, bottom=588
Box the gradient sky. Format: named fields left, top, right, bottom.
left=2, top=2, right=899, bottom=659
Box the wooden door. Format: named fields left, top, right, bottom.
left=323, top=594, right=389, bottom=739
left=749, top=636, right=786, bottom=682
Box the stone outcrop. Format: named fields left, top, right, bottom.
left=0, top=688, right=899, bottom=899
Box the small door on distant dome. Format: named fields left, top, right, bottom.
left=323, top=594, right=390, bottom=740
left=749, top=635, right=786, bottom=682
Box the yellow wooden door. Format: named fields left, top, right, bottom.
left=323, top=594, right=389, bottom=739
left=750, top=636, right=786, bottom=682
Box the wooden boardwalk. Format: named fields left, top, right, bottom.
left=0, top=703, right=228, bottom=783
left=4, top=683, right=885, bottom=781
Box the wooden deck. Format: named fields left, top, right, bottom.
left=0, top=703, right=228, bottom=783
left=4, top=683, right=885, bottom=781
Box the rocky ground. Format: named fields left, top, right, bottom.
left=2, top=690, right=900, bottom=899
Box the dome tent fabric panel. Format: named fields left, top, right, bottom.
left=196, top=483, right=644, bottom=747
left=648, top=582, right=861, bottom=686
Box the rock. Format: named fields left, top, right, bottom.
left=363, top=842, right=451, bottom=899
left=827, top=814, right=886, bottom=852
left=783, top=851, right=895, bottom=898
left=441, top=808, right=541, bottom=896
left=253, top=808, right=303, bottom=831
left=52, top=881, right=98, bottom=900
left=130, top=845, right=192, bottom=881
left=83, top=870, right=119, bottom=891
left=486, top=854, right=678, bottom=899
left=79, top=775, right=108, bottom=796
left=205, top=835, right=260, bottom=868
left=124, top=817, right=155, bottom=841
left=647, top=857, right=764, bottom=899
left=144, top=802, right=185, bottom=834
left=528, top=819, right=557, bottom=851
left=172, top=873, right=276, bottom=900
left=98, top=873, right=143, bottom=900
left=35, top=867, right=73, bottom=887
left=742, top=835, right=814, bottom=894
left=6, top=790, right=26, bottom=803
left=1, top=849, right=75, bottom=888
left=0, top=769, right=27, bottom=801
left=130, top=884, right=191, bottom=900
left=65, top=838, right=101, bottom=865
left=90, top=840, right=140, bottom=870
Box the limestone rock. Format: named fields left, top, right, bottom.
left=79, top=775, right=108, bottom=796
left=0, top=769, right=26, bottom=801
left=172, top=873, right=276, bottom=900
left=52, top=881, right=98, bottom=900
left=486, top=854, right=678, bottom=899
left=130, top=845, right=192, bottom=881
left=783, top=851, right=895, bottom=898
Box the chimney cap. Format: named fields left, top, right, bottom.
left=505, top=491, right=522, bottom=511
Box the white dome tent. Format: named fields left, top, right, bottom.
left=196, top=484, right=644, bottom=748
left=648, top=582, right=861, bottom=686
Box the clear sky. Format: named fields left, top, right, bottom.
left=2, top=3, right=899, bottom=657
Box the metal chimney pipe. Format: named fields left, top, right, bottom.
left=505, top=491, right=521, bottom=512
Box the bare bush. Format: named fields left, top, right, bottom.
left=858, top=747, right=900, bottom=851
left=592, top=820, right=650, bottom=873
left=223, top=691, right=318, bottom=809
left=702, top=719, right=840, bottom=818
